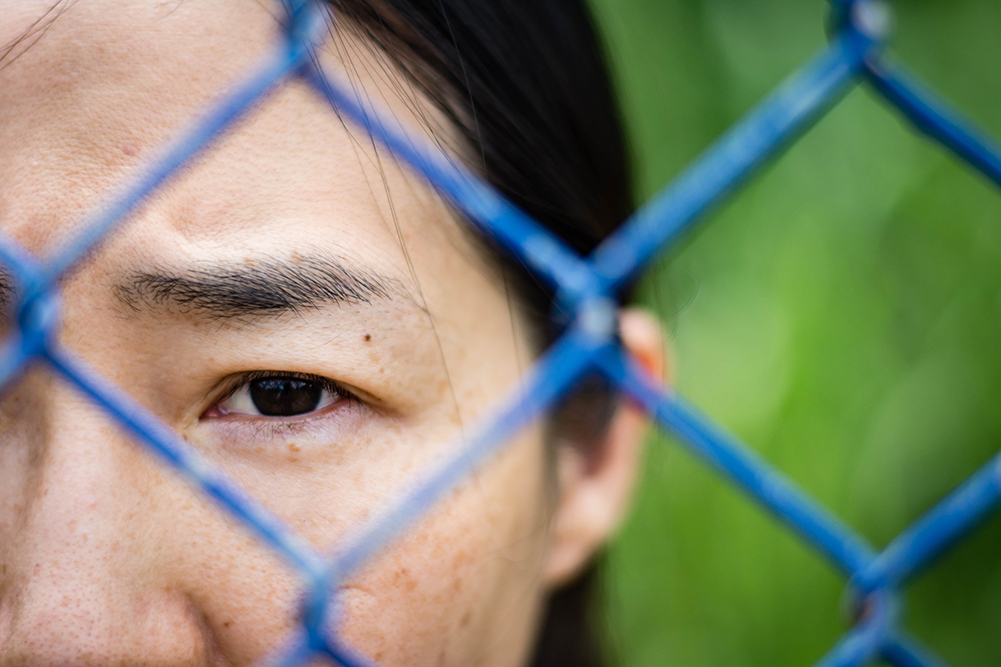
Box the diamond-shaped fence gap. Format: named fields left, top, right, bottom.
left=643, top=73, right=1001, bottom=554
left=298, top=1, right=875, bottom=638
left=584, top=54, right=916, bottom=548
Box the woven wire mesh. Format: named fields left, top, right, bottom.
left=2, top=0, right=1000, bottom=665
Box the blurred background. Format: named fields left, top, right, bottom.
left=587, top=1, right=1001, bottom=665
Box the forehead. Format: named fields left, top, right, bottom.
left=0, top=0, right=276, bottom=183
left=0, top=0, right=468, bottom=281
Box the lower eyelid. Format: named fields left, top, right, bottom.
left=200, top=397, right=367, bottom=458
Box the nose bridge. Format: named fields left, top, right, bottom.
left=0, top=375, right=209, bottom=665
left=14, top=377, right=144, bottom=577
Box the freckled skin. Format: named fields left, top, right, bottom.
left=0, top=2, right=558, bottom=666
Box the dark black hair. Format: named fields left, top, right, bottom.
left=326, top=0, right=634, bottom=665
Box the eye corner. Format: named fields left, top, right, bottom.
left=200, top=403, right=227, bottom=420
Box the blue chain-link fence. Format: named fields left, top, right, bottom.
left=2, top=0, right=999, bottom=665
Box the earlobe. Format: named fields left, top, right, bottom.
left=543, top=307, right=667, bottom=588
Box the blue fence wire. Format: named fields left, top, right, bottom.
left=2, top=0, right=1000, bottom=665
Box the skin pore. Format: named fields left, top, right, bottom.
left=0, top=2, right=662, bottom=666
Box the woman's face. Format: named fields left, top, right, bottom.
left=0, top=2, right=653, bottom=665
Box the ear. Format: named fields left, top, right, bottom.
left=543, top=308, right=668, bottom=588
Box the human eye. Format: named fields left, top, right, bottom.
left=204, top=371, right=352, bottom=420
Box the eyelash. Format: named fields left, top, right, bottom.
left=207, top=370, right=356, bottom=421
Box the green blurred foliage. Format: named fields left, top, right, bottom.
left=587, top=1, right=1001, bottom=665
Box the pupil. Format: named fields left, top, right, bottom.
left=249, top=378, right=323, bottom=416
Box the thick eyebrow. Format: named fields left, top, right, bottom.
left=114, top=255, right=407, bottom=320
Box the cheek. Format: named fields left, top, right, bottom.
left=334, top=431, right=553, bottom=667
